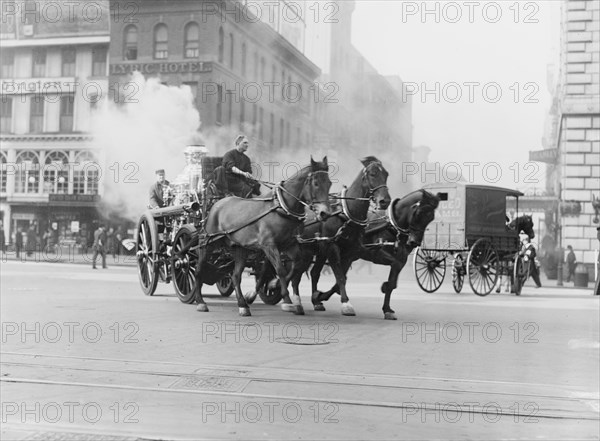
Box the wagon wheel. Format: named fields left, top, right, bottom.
left=216, top=276, right=234, bottom=297
left=171, top=225, right=198, bottom=304
left=513, top=254, right=529, bottom=296
left=467, top=239, right=499, bottom=296
left=413, top=248, right=446, bottom=293
left=258, top=278, right=282, bottom=305
left=136, top=213, right=159, bottom=296
left=452, top=254, right=465, bottom=293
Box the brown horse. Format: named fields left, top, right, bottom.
left=194, top=157, right=332, bottom=316
left=290, top=157, right=391, bottom=316
left=313, top=189, right=441, bottom=320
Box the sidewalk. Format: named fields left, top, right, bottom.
left=0, top=245, right=137, bottom=267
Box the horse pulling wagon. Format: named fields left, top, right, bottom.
left=135, top=146, right=333, bottom=316
left=413, top=183, right=534, bottom=296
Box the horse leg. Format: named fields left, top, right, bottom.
left=310, top=253, right=330, bottom=311
left=231, top=247, right=251, bottom=316
left=262, top=245, right=298, bottom=314
left=325, top=245, right=355, bottom=316
left=380, top=251, right=407, bottom=320
left=195, top=247, right=209, bottom=312
left=283, top=243, right=306, bottom=315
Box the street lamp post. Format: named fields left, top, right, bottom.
left=557, top=183, right=563, bottom=286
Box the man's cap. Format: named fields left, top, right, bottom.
left=155, top=169, right=165, bottom=174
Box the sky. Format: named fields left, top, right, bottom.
left=351, top=0, right=562, bottom=192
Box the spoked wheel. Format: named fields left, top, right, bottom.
left=258, top=278, right=282, bottom=305
left=216, top=276, right=234, bottom=297
left=136, top=213, right=159, bottom=296
left=513, top=254, right=529, bottom=296
left=452, top=254, right=465, bottom=293
left=467, top=239, right=499, bottom=296
left=413, top=247, right=447, bottom=293
left=171, top=225, right=198, bottom=304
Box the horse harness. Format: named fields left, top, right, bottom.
left=298, top=162, right=388, bottom=244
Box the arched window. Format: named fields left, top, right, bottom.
left=43, top=151, right=69, bottom=194
left=73, top=151, right=99, bottom=195
left=153, top=24, right=168, bottom=59
left=218, top=27, right=224, bottom=63
left=184, top=22, right=199, bottom=58
left=123, top=25, right=138, bottom=60
left=241, top=43, right=246, bottom=76
left=0, top=151, right=7, bottom=193
left=15, top=151, right=40, bottom=194
left=229, top=33, right=234, bottom=68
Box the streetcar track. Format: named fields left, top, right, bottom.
left=2, top=376, right=596, bottom=421
left=1, top=360, right=592, bottom=403
left=2, top=352, right=597, bottom=421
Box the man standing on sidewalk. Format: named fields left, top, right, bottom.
left=92, top=225, right=107, bottom=269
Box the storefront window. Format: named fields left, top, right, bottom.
left=43, top=151, right=69, bottom=194
left=15, top=151, right=40, bottom=194
left=73, top=151, right=99, bottom=195
left=0, top=152, right=7, bottom=193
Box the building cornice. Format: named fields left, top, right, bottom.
left=1, top=35, right=109, bottom=48
left=0, top=134, right=94, bottom=142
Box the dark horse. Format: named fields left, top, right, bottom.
left=313, top=189, right=442, bottom=320
left=194, top=157, right=332, bottom=316
left=289, top=157, right=391, bottom=316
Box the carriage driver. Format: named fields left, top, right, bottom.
left=149, top=169, right=170, bottom=208
left=222, top=135, right=258, bottom=197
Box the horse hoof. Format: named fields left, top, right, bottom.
left=294, top=305, right=305, bottom=316
left=313, top=304, right=326, bottom=311
left=341, top=303, right=356, bottom=316
left=384, top=312, right=397, bottom=320
left=239, top=307, right=251, bottom=317
left=281, top=303, right=296, bottom=313
left=244, top=290, right=257, bottom=305
left=196, top=303, right=209, bottom=312
left=311, top=291, right=323, bottom=304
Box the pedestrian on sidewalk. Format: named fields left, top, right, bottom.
left=0, top=221, right=5, bottom=254
left=523, top=237, right=542, bottom=288
left=92, top=225, right=107, bottom=269
left=565, top=245, right=577, bottom=283
left=15, top=228, right=23, bottom=258
left=26, top=224, right=37, bottom=257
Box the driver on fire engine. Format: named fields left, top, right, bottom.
left=222, top=135, right=260, bottom=198
left=148, top=169, right=170, bottom=208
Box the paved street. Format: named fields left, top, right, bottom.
left=1, top=260, right=598, bottom=440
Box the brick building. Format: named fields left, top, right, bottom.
left=0, top=0, right=110, bottom=247
left=545, top=0, right=599, bottom=272
left=108, top=0, right=321, bottom=159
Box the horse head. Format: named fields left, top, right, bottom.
left=360, top=156, right=391, bottom=210
left=303, top=156, right=332, bottom=221
left=393, top=189, right=441, bottom=247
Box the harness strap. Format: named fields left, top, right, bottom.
left=387, top=198, right=409, bottom=235
left=340, top=186, right=369, bottom=227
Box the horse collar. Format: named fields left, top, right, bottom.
left=387, top=198, right=408, bottom=234
left=341, top=187, right=368, bottom=227
left=275, top=185, right=306, bottom=221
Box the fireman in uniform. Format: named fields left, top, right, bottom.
left=149, top=169, right=170, bottom=208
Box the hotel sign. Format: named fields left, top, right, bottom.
left=0, top=78, right=77, bottom=95
left=110, top=62, right=212, bottom=75
left=529, top=148, right=558, bottom=164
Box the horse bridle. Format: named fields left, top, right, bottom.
left=362, top=161, right=388, bottom=202
left=276, top=170, right=330, bottom=220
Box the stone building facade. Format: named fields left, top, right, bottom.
left=554, top=0, right=600, bottom=268
left=0, top=0, right=110, bottom=247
